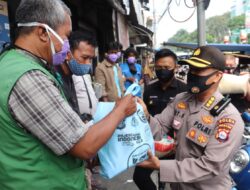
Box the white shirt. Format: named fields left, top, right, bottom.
left=72, top=74, right=98, bottom=116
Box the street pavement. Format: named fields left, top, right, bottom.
left=96, top=167, right=171, bottom=190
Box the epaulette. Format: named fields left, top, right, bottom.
left=210, top=95, right=231, bottom=117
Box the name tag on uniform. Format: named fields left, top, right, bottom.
left=149, top=96, right=158, bottom=99
left=173, top=119, right=181, bottom=130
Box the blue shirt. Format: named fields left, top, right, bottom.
left=120, top=62, right=142, bottom=97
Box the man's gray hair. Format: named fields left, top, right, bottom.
left=16, top=0, right=71, bottom=36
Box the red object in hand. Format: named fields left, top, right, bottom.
left=154, top=136, right=175, bottom=158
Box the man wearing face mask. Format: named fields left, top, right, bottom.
left=143, top=48, right=187, bottom=116
left=138, top=46, right=244, bottom=190
left=55, top=30, right=106, bottom=190
left=133, top=48, right=186, bottom=190
left=0, top=1, right=136, bottom=190
left=95, top=41, right=125, bottom=102
left=120, top=47, right=143, bottom=97
left=55, top=31, right=98, bottom=122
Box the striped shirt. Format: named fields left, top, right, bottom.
left=9, top=70, right=88, bottom=155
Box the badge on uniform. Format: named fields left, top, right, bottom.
left=215, top=117, right=235, bottom=142
left=201, top=115, right=213, bottom=125
left=218, top=118, right=235, bottom=125
left=188, top=129, right=197, bottom=139
left=177, top=102, right=187, bottom=110
left=215, top=129, right=229, bottom=142
left=197, top=134, right=208, bottom=144
left=186, top=127, right=209, bottom=147
left=173, top=119, right=181, bottom=129
left=204, top=96, right=215, bottom=109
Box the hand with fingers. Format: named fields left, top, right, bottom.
left=137, top=98, right=150, bottom=120
left=115, top=94, right=137, bottom=117
left=137, top=150, right=160, bottom=170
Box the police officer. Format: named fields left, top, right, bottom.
left=138, top=46, right=244, bottom=190
left=144, top=48, right=187, bottom=116
left=133, top=48, right=186, bottom=190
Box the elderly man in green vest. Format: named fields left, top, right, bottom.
left=0, top=0, right=136, bottom=189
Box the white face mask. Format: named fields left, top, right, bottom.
left=17, top=22, right=64, bottom=55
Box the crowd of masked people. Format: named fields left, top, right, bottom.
left=1, top=0, right=250, bottom=190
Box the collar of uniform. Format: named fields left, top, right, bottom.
left=103, top=59, right=114, bottom=67
left=186, top=94, right=203, bottom=114
left=202, top=90, right=224, bottom=111
left=157, top=77, right=177, bottom=91
left=170, top=78, right=178, bottom=88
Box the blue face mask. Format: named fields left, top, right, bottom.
left=68, top=59, right=92, bottom=76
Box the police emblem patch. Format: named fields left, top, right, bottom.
left=191, top=87, right=200, bottom=94
left=215, top=129, right=229, bottom=142
left=197, top=134, right=208, bottom=144
left=188, top=129, right=196, bottom=139
left=218, top=118, right=235, bottom=125
left=177, top=102, right=187, bottom=110
left=202, top=115, right=213, bottom=124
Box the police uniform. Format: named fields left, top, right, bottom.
left=149, top=91, right=244, bottom=190
left=133, top=78, right=186, bottom=190
left=144, top=78, right=187, bottom=116
left=148, top=46, right=244, bottom=190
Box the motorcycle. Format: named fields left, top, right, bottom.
left=230, top=111, right=250, bottom=190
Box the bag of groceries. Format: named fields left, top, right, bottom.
left=93, top=83, right=155, bottom=179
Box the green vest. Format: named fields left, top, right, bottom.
left=0, top=49, right=86, bottom=190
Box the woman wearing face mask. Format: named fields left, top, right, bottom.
left=120, top=47, right=143, bottom=97
left=95, top=41, right=125, bottom=102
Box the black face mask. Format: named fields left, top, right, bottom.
left=187, top=71, right=217, bottom=94
left=155, top=69, right=174, bottom=82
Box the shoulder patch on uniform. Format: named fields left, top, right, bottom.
left=201, top=115, right=213, bottom=124
left=218, top=118, right=235, bottom=125
left=217, top=123, right=233, bottom=131
left=177, top=101, right=187, bottom=110
left=215, top=129, right=229, bottom=142
left=205, top=96, right=215, bottom=109
left=215, top=118, right=234, bottom=143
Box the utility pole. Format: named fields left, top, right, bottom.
left=152, top=0, right=157, bottom=48
left=197, top=0, right=206, bottom=46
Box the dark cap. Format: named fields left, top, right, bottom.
left=179, top=46, right=225, bottom=71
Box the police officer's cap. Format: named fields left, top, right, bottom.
left=179, top=46, right=225, bottom=71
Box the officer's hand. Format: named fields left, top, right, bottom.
left=137, top=98, right=150, bottom=119
left=115, top=94, right=136, bottom=117
left=137, top=150, right=160, bottom=170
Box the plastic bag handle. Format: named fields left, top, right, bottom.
left=124, top=83, right=141, bottom=96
